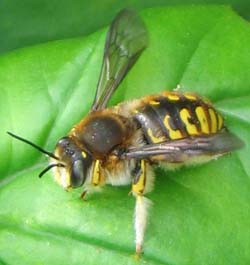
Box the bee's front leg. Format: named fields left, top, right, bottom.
left=131, top=160, right=153, bottom=254
left=80, top=190, right=88, bottom=200
left=80, top=159, right=105, bottom=200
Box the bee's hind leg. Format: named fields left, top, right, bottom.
left=131, top=160, right=154, bottom=254
left=134, top=194, right=152, bottom=254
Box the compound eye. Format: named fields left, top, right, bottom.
left=71, top=160, right=85, bottom=188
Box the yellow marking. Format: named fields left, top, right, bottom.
left=149, top=100, right=160, bottom=105
left=55, top=168, right=70, bottom=188
left=179, top=108, right=198, bottom=135
left=195, top=106, right=209, bottom=133
left=208, top=108, right=217, bottom=133
left=147, top=128, right=166, bottom=143
left=66, top=170, right=71, bottom=188
left=184, top=93, right=197, bottom=101
left=217, top=113, right=224, bottom=130
left=163, top=115, right=182, bottom=139
left=167, top=94, right=180, bottom=101
left=162, top=91, right=180, bottom=101
left=92, top=160, right=101, bottom=186
left=70, top=127, right=76, bottom=136
left=132, top=160, right=146, bottom=195
left=133, top=109, right=139, bottom=114
left=81, top=151, right=87, bottom=158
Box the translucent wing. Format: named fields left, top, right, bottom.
left=91, top=9, right=148, bottom=111
left=121, top=132, right=244, bottom=161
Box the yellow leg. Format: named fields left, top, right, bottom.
left=132, top=160, right=146, bottom=195
left=132, top=160, right=151, bottom=254
left=80, top=160, right=105, bottom=199
left=91, top=160, right=104, bottom=186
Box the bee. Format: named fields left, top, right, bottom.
left=8, top=9, right=244, bottom=254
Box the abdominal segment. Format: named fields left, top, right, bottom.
left=133, top=91, right=224, bottom=144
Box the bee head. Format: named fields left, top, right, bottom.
left=7, top=132, right=93, bottom=189
left=53, top=137, right=92, bottom=189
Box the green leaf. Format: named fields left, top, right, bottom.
left=1, top=6, right=250, bottom=265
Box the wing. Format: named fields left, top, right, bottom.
left=121, top=131, right=244, bottom=162
left=91, top=9, right=148, bottom=111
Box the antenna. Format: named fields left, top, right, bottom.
left=7, top=131, right=59, bottom=160
left=39, top=163, right=65, bottom=178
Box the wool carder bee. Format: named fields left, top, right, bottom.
left=8, top=9, right=244, bottom=254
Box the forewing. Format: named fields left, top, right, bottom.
left=122, top=132, right=244, bottom=162
left=91, top=9, right=148, bottom=111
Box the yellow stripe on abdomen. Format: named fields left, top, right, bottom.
left=217, top=113, right=224, bottom=130
left=195, top=106, right=209, bottom=134
left=208, top=108, right=217, bottom=133
left=180, top=108, right=199, bottom=135
left=163, top=115, right=183, bottom=139
left=147, top=128, right=166, bottom=143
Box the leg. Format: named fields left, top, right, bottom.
left=80, top=160, right=105, bottom=200
left=134, top=194, right=152, bottom=254
left=131, top=160, right=154, bottom=254
left=80, top=190, right=88, bottom=200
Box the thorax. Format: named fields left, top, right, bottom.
left=69, top=109, right=136, bottom=159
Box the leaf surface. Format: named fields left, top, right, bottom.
left=0, top=6, right=250, bottom=265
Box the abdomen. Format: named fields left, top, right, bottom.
left=133, top=91, right=224, bottom=144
